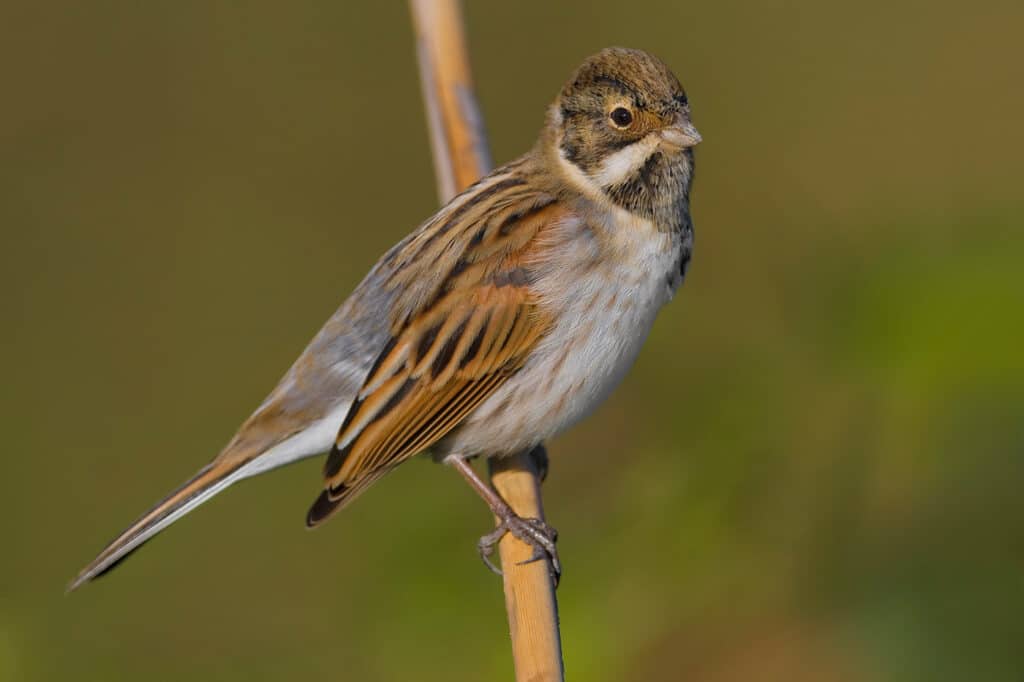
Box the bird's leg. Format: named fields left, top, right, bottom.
left=529, top=443, right=550, bottom=483
left=446, top=451, right=560, bottom=584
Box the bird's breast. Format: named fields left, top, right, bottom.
left=446, top=210, right=681, bottom=456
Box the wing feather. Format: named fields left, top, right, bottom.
left=306, top=176, right=570, bottom=526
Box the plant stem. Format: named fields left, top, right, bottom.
left=409, top=2, right=564, bottom=680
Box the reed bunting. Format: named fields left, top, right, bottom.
left=70, top=47, right=701, bottom=590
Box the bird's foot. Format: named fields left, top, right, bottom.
left=478, top=512, right=560, bottom=586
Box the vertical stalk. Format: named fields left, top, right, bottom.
left=409, top=2, right=564, bottom=680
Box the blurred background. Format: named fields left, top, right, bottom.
left=2, top=1, right=1022, bottom=680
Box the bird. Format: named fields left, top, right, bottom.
left=68, top=46, right=701, bottom=591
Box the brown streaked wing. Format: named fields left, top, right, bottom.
left=306, top=284, right=550, bottom=527
left=305, top=189, right=571, bottom=527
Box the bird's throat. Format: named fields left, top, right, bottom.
left=554, top=137, right=692, bottom=234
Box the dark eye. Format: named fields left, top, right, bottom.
left=609, top=107, right=633, bottom=127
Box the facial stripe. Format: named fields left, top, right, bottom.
left=556, top=144, right=605, bottom=201
left=592, top=133, right=661, bottom=188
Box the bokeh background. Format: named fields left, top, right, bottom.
left=2, top=1, right=1022, bottom=680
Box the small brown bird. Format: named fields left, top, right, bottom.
left=69, top=47, right=700, bottom=590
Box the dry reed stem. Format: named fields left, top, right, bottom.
left=409, top=2, right=564, bottom=680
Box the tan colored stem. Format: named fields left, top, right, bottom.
left=488, top=453, right=564, bottom=681
left=410, top=0, right=491, bottom=199
left=409, top=1, right=564, bottom=680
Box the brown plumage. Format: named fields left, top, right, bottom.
left=305, top=180, right=570, bottom=523
left=69, top=47, right=701, bottom=591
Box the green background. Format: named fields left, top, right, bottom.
left=3, top=2, right=1022, bottom=680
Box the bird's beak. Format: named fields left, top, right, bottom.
left=660, top=118, right=702, bottom=149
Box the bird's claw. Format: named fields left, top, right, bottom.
left=477, top=514, right=560, bottom=586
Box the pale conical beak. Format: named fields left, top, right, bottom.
left=660, top=119, right=702, bottom=149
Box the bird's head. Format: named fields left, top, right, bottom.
left=545, top=47, right=699, bottom=219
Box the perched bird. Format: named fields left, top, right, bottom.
left=69, top=47, right=701, bottom=591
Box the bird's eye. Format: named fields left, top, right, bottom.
left=609, top=107, right=633, bottom=128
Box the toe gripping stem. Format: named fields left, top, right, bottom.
left=449, top=446, right=560, bottom=585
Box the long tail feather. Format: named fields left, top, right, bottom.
left=67, top=459, right=246, bottom=592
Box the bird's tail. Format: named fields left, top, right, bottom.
left=67, top=458, right=248, bottom=592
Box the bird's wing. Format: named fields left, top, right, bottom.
left=307, top=173, right=568, bottom=525
left=69, top=158, right=570, bottom=587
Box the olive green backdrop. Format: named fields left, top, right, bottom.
left=2, top=2, right=1022, bottom=680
